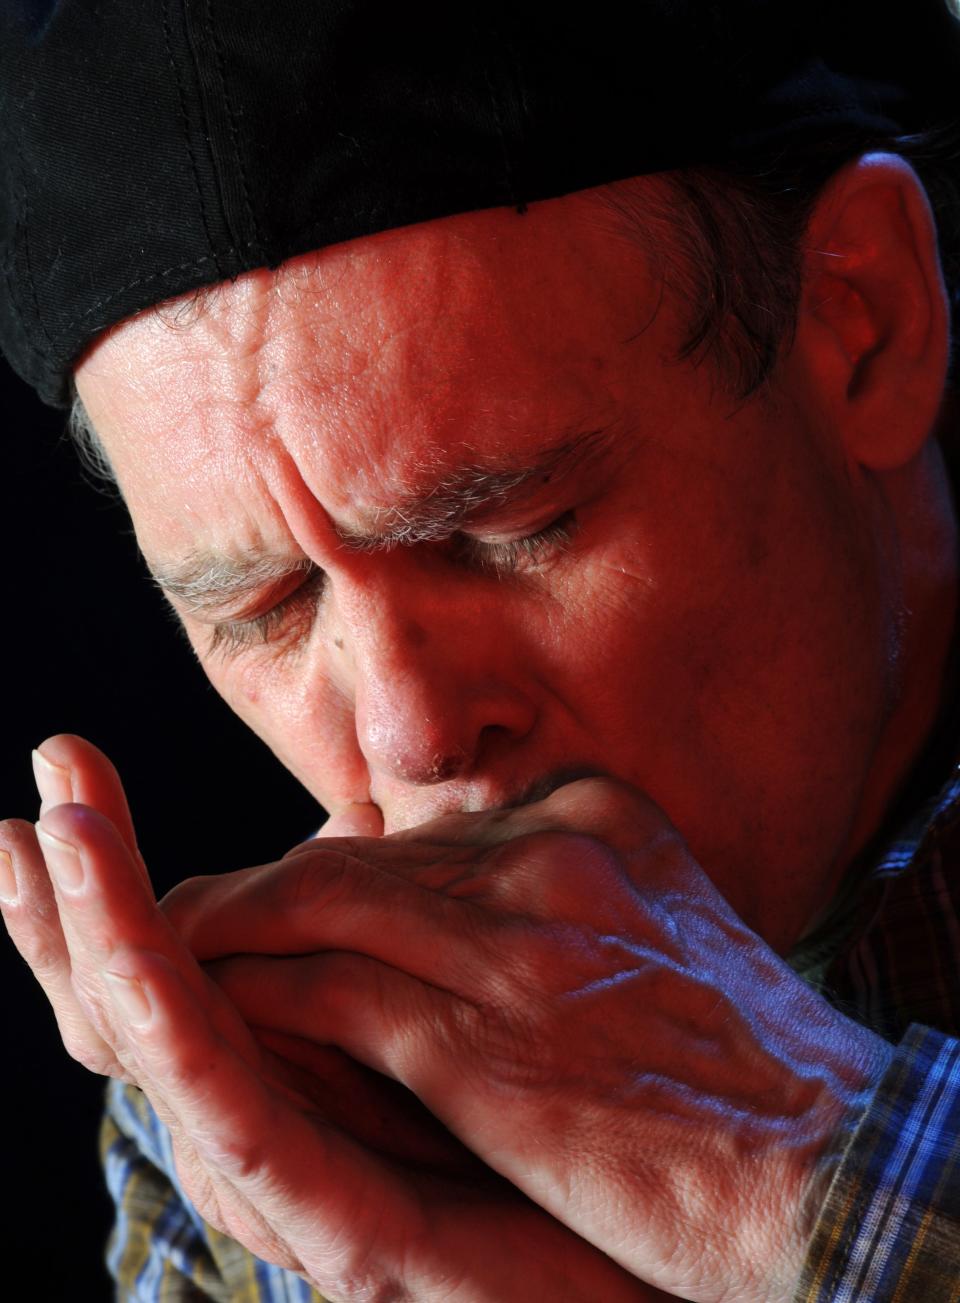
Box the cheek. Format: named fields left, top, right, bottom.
left=547, top=454, right=885, bottom=784
left=203, top=651, right=372, bottom=807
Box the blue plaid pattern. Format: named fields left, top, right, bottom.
left=797, top=1026, right=960, bottom=1300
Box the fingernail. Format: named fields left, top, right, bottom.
left=32, top=748, right=72, bottom=815
left=0, top=849, right=17, bottom=905
left=36, top=825, right=85, bottom=893
left=104, top=971, right=153, bottom=1027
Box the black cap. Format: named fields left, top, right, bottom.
left=2, top=0, right=959, bottom=407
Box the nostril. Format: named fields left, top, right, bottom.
left=428, top=748, right=469, bottom=782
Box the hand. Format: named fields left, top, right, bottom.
left=164, top=779, right=896, bottom=1303
left=0, top=735, right=657, bottom=1302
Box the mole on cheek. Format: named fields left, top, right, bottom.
left=334, top=637, right=344, bottom=650
left=405, top=621, right=428, bottom=649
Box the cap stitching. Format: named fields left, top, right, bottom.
left=1, top=88, right=52, bottom=364
left=163, top=0, right=222, bottom=278
left=75, top=253, right=224, bottom=322
left=206, top=0, right=263, bottom=262
left=1, top=261, right=46, bottom=366
left=59, top=181, right=528, bottom=337
left=0, top=93, right=15, bottom=283
left=14, top=125, right=56, bottom=352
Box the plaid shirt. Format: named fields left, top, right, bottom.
left=790, top=751, right=960, bottom=1301
left=100, top=757, right=960, bottom=1301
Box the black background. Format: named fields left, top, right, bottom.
left=1, top=359, right=321, bottom=1298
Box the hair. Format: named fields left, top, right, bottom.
left=67, top=386, right=118, bottom=494
left=67, top=124, right=960, bottom=489
left=590, top=124, right=960, bottom=403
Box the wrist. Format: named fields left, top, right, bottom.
left=767, top=1021, right=896, bottom=1303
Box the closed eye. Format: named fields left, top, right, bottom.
left=206, top=567, right=326, bottom=660
left=454, top=510, right=577, bottom=574
left=203, top=511, right=578, bottom=660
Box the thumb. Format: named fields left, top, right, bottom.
left=315, top=802, right=384, bottom=839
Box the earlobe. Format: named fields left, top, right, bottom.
left=796, top=152, right=949, bottom=472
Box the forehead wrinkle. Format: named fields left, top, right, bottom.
left=143, top=424, right=618, bottom=604
left=335, top=425, right=616, bottom=551
left=336, top=463, right=534, bottom=551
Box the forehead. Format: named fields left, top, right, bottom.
left=74, top=190, right=675, bottom=558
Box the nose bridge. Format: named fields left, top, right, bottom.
left=331, top=559, right=533, bottom=785
left=335, top=557, right=449, bottom=680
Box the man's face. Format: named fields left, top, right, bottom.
left=75, top=190, right=907, bottom=951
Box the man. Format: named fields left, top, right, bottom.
left=1, top=2, right=959, bottom=1299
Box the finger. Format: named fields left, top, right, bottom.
left=34, top=803, right=263, bottom=1074
left=165, top=821, right=658, bottom=978
left=161, top=838, right=460, bottom=950
left=207, top=950, right=445, bottom=1083
left=0, top=818, right=130, bottom=1078
left=314, top=802, right=384, bottom=839
left=9, top=797, right=364, bottom=1115
left=384, top=777, right=695, bottom=902
left=282, top=834, right=469, bottom=868
left=32, top=734, right=150, bottom=888
left=388, top=777, right=669, bottom=851
left=206, top=951, right=526, bottom=1174
left=31, top=805, right=338, bottom=1116
left=105, top=945, right=431, bottom=1295
left=250, top=1027, right=487, bottom=1177
left=162, top=845, right=490, bottom=993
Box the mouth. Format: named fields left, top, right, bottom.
left=371, top=764, right=614, bottom=833
left=499, top=764, right=613, bottom=810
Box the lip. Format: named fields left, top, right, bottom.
left=374, top=762, right=613, bottom=832
left=499, top=764, right=613, bottom=809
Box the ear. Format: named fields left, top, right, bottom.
left=792, top=152, right=950, bottom=472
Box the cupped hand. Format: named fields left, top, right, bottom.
left=0, top=735, right=658, bottom=1302
left=1, top=738, right=150, bottom=1082
left=163, top=778, right=896, bottom=1303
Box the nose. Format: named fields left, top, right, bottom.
left=331, top=563, right=537, bottom=786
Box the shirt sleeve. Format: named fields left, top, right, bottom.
left=98, top=1078, right=327, bottom=1302
left=794, top=1023, right=960, bottom=1301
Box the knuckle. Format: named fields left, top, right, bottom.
left=186, top=1101, right=283, bottom=1187
left=275, top=849, right=356, bottom=916
left=65, top=1037, right=112, bottom=1075
left=455, top=994, right=544, bottom=1094
left=0, top=817, right=38, bottom=847
left=281, top=837, right=320, bottom=860
left=201, top=1129, right=272, bottom=1184
left=170, top=1143, right=232, bottom=1235
left=473, top=922, right=552, bottom=1002
left=19, top=927, right=66, bottom=980
left=161, top=874, right=211, bottom=917
left=68, top=973, right=108, bottom=1025
left=56, top=1011, right=117, bottom=1074
left=490, top=830, right=621, bottom=913
left=322, top=1271, right=410, bottom=1303
left=160, top=873, right=225, bottom=943
left=548, top=775, right=664, bottom=837
left=162, top=1047, right=215, bottom=1099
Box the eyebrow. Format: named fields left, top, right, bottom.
left=150, top=552, right=315, bottom=615
left=148, top=426, right=614, bottom=616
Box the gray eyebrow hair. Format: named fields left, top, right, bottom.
left=148, top=426, right=613, bottom=614
left=341, top=426, right=615, bottom=550
left=150, top=552, right=315, bottom=613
